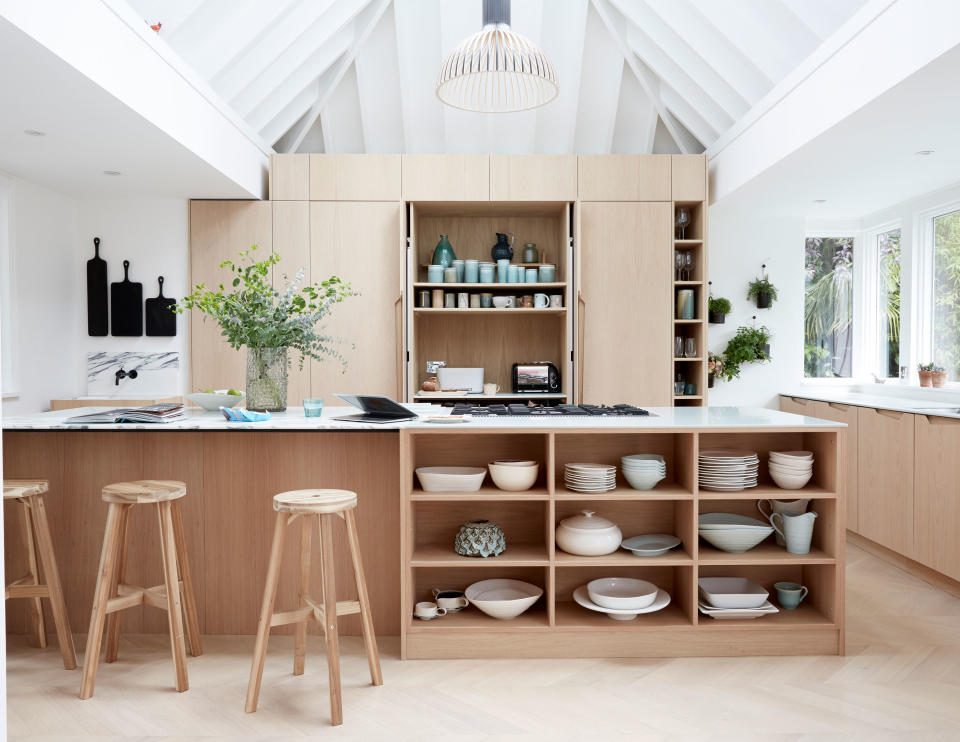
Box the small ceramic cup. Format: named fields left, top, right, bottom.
left=538, top=264, right=556, bottom=282
left=483, top=382, right=500, bottom=395
left=519, top=295, right=534, bottom=308
left=457, top=292, right=469, bottom=308
left=492, top=296, right=514, bottom=309
left=774, top=582, right=808, bottom=610
left=427, top=265, right=444, bottom=283
left=431, top=289, right=445, bottom=308
left=444, top=267, right=458, bottom=283
left=479, top=264, right=495, bottom=283
left=444, top=293, right=455, bottom=308
left=452, top=259, right=465, bottom=282
left=464, top=259, right=480, bottom=283
left=480, top=293, right=493, bottom=308
left=508, top=265, right=520, bottom=283
left=417, top=289, right=431, bottom=308
left=432, top=589, right=470, bottom=612
left=533, top=293, right=549, bottom=308
left=549, top=294, right=563, bottom=308
left=414, top=601, right=447, bottom=620
left=525, top=268, right=539, bottom=283
left=469, top=294, right=481, bottom=308
left=497, top=259, right=510, bottom=283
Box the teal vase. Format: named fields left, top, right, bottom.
left=432, top=234, right=456, bottom=268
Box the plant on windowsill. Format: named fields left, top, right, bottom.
left=747, top=265, right=778, bottom=309
left=918, top=362, right=947, bottom=388
left=707, top=352, right=724, bottom=388
left=718, top=324, right=772, bottom=381
left=708, top=296, right=731, bottom=324
left=175, top=246, right=357, bottom=412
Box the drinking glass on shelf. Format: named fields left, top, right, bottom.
left=675, top=251, right=683, bottom=281
left=685, top=338, right=697, bottom=358
left=684, top=252, right=694, bottom=280
left=674, top=380, right=686, bottom=396
left=675, top=207, right=691, bottom=239
left=675, top=336, right=684, bottom=359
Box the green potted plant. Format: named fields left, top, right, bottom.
left=747, top=266, right=778, bottom=308
left=719, top=325, right=772, bottom=381
left=918, top=362, right=935, bottom=387
left=932, top=365, right=947, bottom=387
left=707, top=352, right=724, bottom=387
left=708, top=296, right=731, bottom=324
left=176, top=246, right=356, bottom=412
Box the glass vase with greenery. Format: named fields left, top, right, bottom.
left=176, top=246, right=356, bottom=412
left=718, top=325, right=772, bottom=381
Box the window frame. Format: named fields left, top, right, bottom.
left=863, top=221, right=903, bottom=379
left=919, top=199, right=960, bottom=383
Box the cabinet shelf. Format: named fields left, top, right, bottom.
left=698, top=484, right=836, bottom=500
left=554, top=483, right=693, bottom=500
left=697, top=603, right=834, bottom=630
left=674, top=280, right=703, bottom=286
left=697, top=543, right=835, bottom=565
left=413, top=282, right=567, bottom=290
left=408, top=607, right=549, bottom=633
left=674, top=239, right=703, bottom=246
left=411, top=544, right=549, bottom=566
left=413, top=308, right=566, bottom=316
left=674, top=395, right=703, bottom=400
left=553, top=600, right=691, bottom=630
left=673, top=319, right=701, bottom=324
left=673, top=357, right=703, bottom=362
left=554, top=549, right=692, bottom=567
left=410, top=487, right=549, bottom=502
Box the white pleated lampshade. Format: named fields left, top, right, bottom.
left=436, top=1, right=558, bottom=113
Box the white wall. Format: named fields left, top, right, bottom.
left=706, top=203, right=806, bottom=408
left=0, top=172, right=189, bottom=415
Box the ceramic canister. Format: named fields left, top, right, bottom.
left=676, top=289, right=695, bottom=319
left=454, top=520, right=506, bottom=558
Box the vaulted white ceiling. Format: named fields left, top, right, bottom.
left=124, top=0, right=869, bottom=155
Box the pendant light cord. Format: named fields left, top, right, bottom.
left=483, top=0, right=511, bottom=26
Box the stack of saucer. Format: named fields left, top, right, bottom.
left=768, top=450, right=813, bottom=489
left=698, top=449, right=759, bottom=491
left=564, top=463, right=617, bottom=493
left=620, top=454, right=666, bottom=490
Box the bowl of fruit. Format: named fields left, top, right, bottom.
left=186, top=388, right=244, bottom=411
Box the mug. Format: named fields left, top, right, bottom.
left=469, top=294, right=481, bottom=308
left=480, top=293, right=493, bottom=308
left=457, top=292, right=469, bottom=308
left=492, top=296, right=514, bottom=309
left=483, top=382, right=500, bottom=395
left=431, top=289, right=445, bottom=308
left=427, top=265, right=444, bottom=283
left=758, top=499, right=810, bottom=547
left=508, top=265, right=520, bottom=283
left=444, top=293, right=455, bottom=308
left=519, top=295, right=534, bottom=308
left=538, top=264, right=556, bottom=282
left=414, top=601, right=447, bottom=620
left=464, top=259, right=480, bottom=283
left=684, top=383, right=697, bottom=396
left=770, top=510, right=818, bottom=555
left=676, top=289, right=695, bottom=319
left=452, top=260, right=465, bottom=282
left=549, top=295, right=563, bottom=308
left=534, top=293, right=549, bottom=308
left=432, top=588, right=470, bottom=612
left=774, top=581, right=808, bottom=610
left=417, top=289, right=431, bottom=308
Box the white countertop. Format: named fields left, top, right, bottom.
left=783, top=385, right=960, bottom=419
left=2, top=405, right=844, bottom=431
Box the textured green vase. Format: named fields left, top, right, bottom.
left=432, top=234, right=456, bottom=268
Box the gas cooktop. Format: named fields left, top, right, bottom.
left=448, top=403, right=654, bottom=417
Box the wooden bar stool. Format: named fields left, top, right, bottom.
left=3, top=479, right=77, bottom=670
left=245, top=489, right=383, bottom=726
left=80, top=480, right=202, bottom=699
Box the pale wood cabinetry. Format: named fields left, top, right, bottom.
left=812, top=401, right=859, bottom=532
left=271, top=201, right=311, bottom=406
left=578, top=201, right=672, bottom=405
left=269, top=154, right=309, bottom=200
left=401, top=155, right=489, bottom=201
left=913, top=414, right=960, bottom=581
left=779, top=395, right=815, bottom=416
left=489, top=155, right=578, bottom=201
left=856, top=407, right=914, bottom=557
left=310, top=154, right=401, bottom=201
left=671, top=155, right=708, bottom=201
left=578, top=155, right=671, bottom=201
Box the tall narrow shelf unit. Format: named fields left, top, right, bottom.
left=400, top=424, right=844, bottom=659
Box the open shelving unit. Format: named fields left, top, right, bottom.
left=673, top=199, right=709, bottom=406
left=400, top=425, right=844, bottom=659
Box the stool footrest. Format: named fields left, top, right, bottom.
left=268, top=597, right=361, bottom=628
left=107, top=582, right=183, bottom=614
left=6, top=582, right=50, bottom=599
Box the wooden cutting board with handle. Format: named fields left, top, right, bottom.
left=145, top=276, right=177, bottom=336
left=86, top=237, right=108, bottom=336
left=111, top=259, right=143, bottom=336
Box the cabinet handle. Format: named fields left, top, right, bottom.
left=792, top=397, right=810, bottom=406
left=827, top=402, right=850, bottom=411
left=577, top=292, right=586, bottom=404
left=876, top=408, right=904, bottom=420
left=925, top=414, right=960, bottom=426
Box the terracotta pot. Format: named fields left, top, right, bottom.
left=932, top=371, right=947, bottom=388
left=918, top=370, right=933, bottom=387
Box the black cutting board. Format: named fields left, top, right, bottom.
left=111, top=260, right=143, bottom=336
left=145, top=276, right=177, bottom=336
left=86, top=237, right=108, bottom=336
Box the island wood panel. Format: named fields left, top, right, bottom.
left=812, top=401, right=859, bottom=532
left=269, top=153, right=309, bottom=200
left=577, top=155, right=672, bottom=201
left=857, top=407, right=914, bottom=557
left=309, top=154, right=401, bottom=201
left=577, top=202, right=672, bottom=405
left=272, top=200, right=312, bottom=406
left=779, top=395, right=816, bottom=416
left=402, top=155, right=490, bottom=201
left=189, top=200, right=272, bottom=394
left=671, top=154, right=708, bottom=201
left=309, top=202, right=404, bottom=400
left=913, top=415, right=960, bottom=581
left=489, top=155, right=578, bottom=201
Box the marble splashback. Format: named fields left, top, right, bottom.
left=87, top=352, right=179, bottom=396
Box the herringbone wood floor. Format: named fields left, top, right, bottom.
left=7, top=542, right=960, bottom=741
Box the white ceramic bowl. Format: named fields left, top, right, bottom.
left=465, top=579, right=543, bottom=620
left=491, top=460, right=538, bottom=467
left=699, top=526, right=773, bottom=553
left=587, top=577, right=658, bottom=610
left=415, top=466, right=486, bottom=492
left=698, top=513, right=772, bottom=529
left=488, top=462, right=539, bottom=491
left=187, top=390, right=244, bottom=411
left=769, top=470, right=813, bottom=490
left=769, top=450, right=813, bottom=462
left=622, top=469, right=665, bottom=490
left=698, top=577, right=769, bottom=609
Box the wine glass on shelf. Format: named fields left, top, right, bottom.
left=684, top=252, right=694, bottom=281
left=685, top=338, right=697, bottom=358
left=675, top=336, right=684, bottom=359
left=675, top=251, right=683, bottom=281
left=675, top=207, right=691, bottom=240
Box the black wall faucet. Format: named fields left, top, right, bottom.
left=115, top=367, right=138, bottom=386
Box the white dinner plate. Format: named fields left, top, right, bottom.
left=698, top=600, right=779, bottom=619
left=573, top=586, right=671, bottom=620
left=621, top=534, right=682, bottom=556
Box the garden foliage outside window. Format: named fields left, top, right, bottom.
left=805, top=237, right=854, bottom=378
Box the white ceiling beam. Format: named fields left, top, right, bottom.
left=260, top=77, right=322, bottom=147
left=588, top=0, right=689, bottom=154
left=572, top=2, right=624, bottom=154
left=659, top=84, right=716, bottom=148
left=355, top=3, right=405, bottom=153
left=319, top=64, right=365, bottom=153
left=123, top=0, right=205, bottom=38
left=284, top=0, right=393, bottom=154
left=533, top=0, right=589, bottom=154
left=160, top=0, right=238, bottom=53
left=210, top=0, right=340, bottom=102
left=394, top=0, right=445, bottom=153
left=611, top=62, right=658, bottom=154
left=780, top=0, right=865, bottom=40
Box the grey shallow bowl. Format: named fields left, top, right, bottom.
left=187, top=390, right=244, bottom=411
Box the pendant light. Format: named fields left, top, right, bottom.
left=436, top=0, right=558, bottom=113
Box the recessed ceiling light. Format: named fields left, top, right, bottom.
left=812, top=199, right=827, bottom=204
left=23, top=129, right=46, bottom=137
left=102, top=170, right=122, bottom=176
left=915, top=150, right=935, bottom=156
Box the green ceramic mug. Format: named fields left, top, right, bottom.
left=774, top=581, right=808, bottom=610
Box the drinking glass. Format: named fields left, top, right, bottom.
left=675, top=207, right=691, bottom=239
left=303, top=398, right=324, bottom=418
left=675, top=336, right=684, bottom=358
left=674, top=380, right=686, bottom=395
left=684, top=252, right=694, bottom=280
left=675, top=251, right=683, bottom=281
left=685, top=338, right=697, bottom=358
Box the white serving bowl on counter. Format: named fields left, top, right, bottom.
left=465, top=579, right=543, bottom=620
left=488, top=461, right=539, bottom=491
left=587, top=577, right=659, bottom=610
left=415, top=466, right=486, bottom=492
left=186, top=390, right=244, bottom=411
left=698, top=577, right=769, bottom=609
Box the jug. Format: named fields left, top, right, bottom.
left=769, top=511, right=818, bottom=555
left=491, top=233, right=513, bottom=261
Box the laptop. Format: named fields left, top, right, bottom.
left=333, top=394, right=419, bottom=424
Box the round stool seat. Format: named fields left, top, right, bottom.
left=273, top=489, right=357, bottom=515
left=102, top=480, right=186, bottom=504
left=3, top=479, right=49, bottom=499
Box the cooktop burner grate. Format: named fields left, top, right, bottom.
left=448, top=403, right=653, bottom=417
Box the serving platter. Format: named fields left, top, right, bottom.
left=572, top=586, right=671, bottom=620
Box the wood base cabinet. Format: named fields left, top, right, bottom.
left=811, top=401, right=858, bottom=532
left=913, top=415, right=960, bottom=581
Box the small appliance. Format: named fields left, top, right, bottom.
left=511, top=362, right=560, bottom=394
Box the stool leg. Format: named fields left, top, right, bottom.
left=104, top=504, right=131, bottom=663
left=30, top=495, right=76, bottom=671
left=157, top=501, right=189, bottom=692
left=20, top=500, right=47, bottom=649
left=345, top=509, right=383, bottom=686
left=245, top=512, right=288, bottom=713
left=171, top=500, right=203, bottom=657
left=319, top=513, right=343, bottom=726
left=80, top=503, right=124, bottom=698
left=294, top=514, right=312, bottom=676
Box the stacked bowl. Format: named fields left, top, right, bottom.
left=698, top=512, right=774, bottom=553
left=488, top=460, right=539, bottom=491
left=768, top=450, right=813, bottom=489
left=620, top=454, right=666, bottom=490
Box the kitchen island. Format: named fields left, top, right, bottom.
left=3, top=406, right=845, bottom=658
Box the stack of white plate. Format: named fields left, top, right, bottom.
left=564, top=463, right=617, bottom=493
left=768, top=450, right=814, bottom=489
left=698, top=449, right=759, bottom=491
left=620, top=454, right=666, bottom=490
left=697, top=576, right=779, bottom=620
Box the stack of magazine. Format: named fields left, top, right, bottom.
left=65, top=403, right=186, bottom=424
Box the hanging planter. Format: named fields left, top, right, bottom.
left=708, top=296, right=731, bottom=324
left=718, top=322, right=772, bottom=381
left=747, top=265, right=778, bottom=309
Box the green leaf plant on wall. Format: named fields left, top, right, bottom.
left=717, top=321, right=772, bottom=382
left=747, top=264, right=779, bottom=309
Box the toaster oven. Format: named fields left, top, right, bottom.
left=511, top=362, right=561, bottom=394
